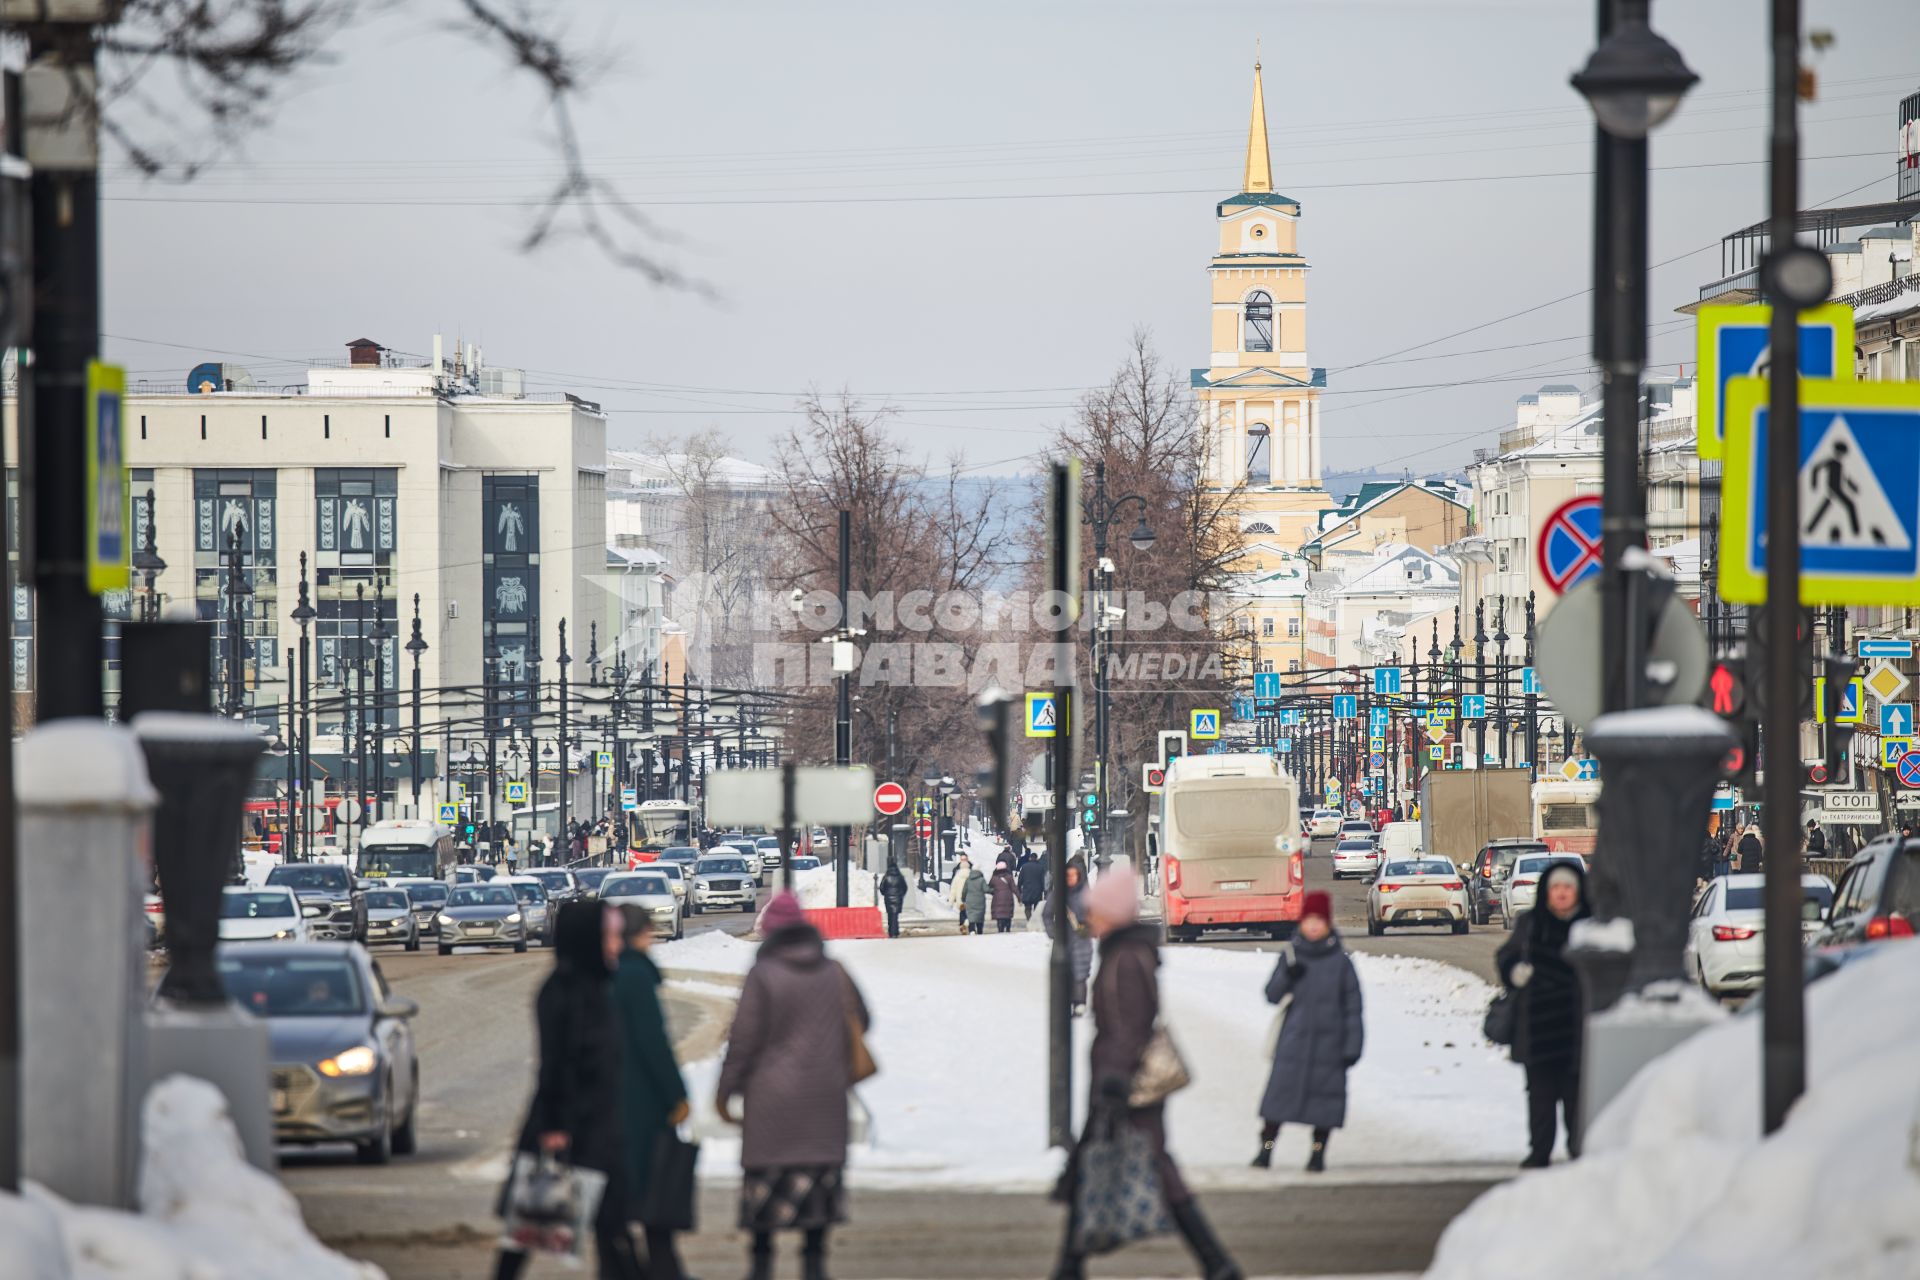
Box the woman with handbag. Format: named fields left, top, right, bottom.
left=716, top=891, right=871, bottom=1280
left=1049, top=869, right=1242, bottom=1280
left=1495, top=860, right=1591, bottom=1168
left=612, top=905, right=693, bottom=1280
left=493, top=901, right=644, bottom=1280
left=1253, top=891, right=1363, bottom=1173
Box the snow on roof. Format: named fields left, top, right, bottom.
left=608, top=449, right=778, bottom=489
left=1329, top=542, right=1460, bottom=596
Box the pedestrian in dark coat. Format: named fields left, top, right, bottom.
left=1495, top=860, right=1592, bottom=1168
left=493, top=901, right=643, bottom=1280
left=1253, top=891, right=1362, bottom=1173
left=961, top=862, right=987, bottom=936
left=1805, top=821, right=1826, bottom=856
left=1017, top=855, right=1047, bottom=921
left=716, top=892, right=870, bottom=1280
left=612, top=906, right=691, bottom=1280
left=1049, top=870, right=1242, bottom=1280
left=878, top=861, right=909, bottom=938
left=988, top=863, right=1018, bottom=932
left=1736, top=827, right=1763, bottom=874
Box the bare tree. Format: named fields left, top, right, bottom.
left=72, top=0, right=693, bottom=282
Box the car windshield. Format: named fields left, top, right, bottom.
left=266, top=865, right=349, bottom=891
left=1726, top=884, right=1833, bottom=913
left=698, top=859, right=750, bottom=876
left=1386, top=860, right=1454, bottom=877
left=755, top=838, right=780, bottom=849
left=1515, top=856, right=1580, bottom=877
left=364, top=890, right=409, bottom=911
left=1313, top=810, right=1338, bottom=819
left=221, top=891, right=296, bottom=919
left=574, top=869, right=611, bottom=890
left=508, top=882, right=547, bottom=904
left=604, top=875, right=671, bottom=897
left=531, top=871, right=571, bottom=891
left=448, top=886, right=515, bottom=908
left=655, top=864, right=684, bottom=880
left=1336, top=840, right=1373, bottom=852
left=219, top=956, right=366, bottom=1018
left=792, top=858, right=821, bottom=870
left=359, top=844, right=437, bottom=879
left=662, top=847, right=700, bottom=861
left=406, top=884, right=448, bottom=906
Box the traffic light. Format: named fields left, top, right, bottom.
left=1705, top=658, right=1746, bottom=719
left=1081, top=788, right=1098, bottom=828
left=1822, top=653, right=1857, bottom=786
left=974, top=689, right=1013, bottom=822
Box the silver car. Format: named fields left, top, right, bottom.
left=1502, top=854, right=1588, bottom=920
left=361, top=888, right=421, bottom=951
left=434, top=883, right=528, bottom=954
left=601, top=871, right=684, bottom=940
left=403, top=881, right=449, bottom=937
left=499, top=876, right=553, bottom=945
left=689, top=855, right=758, bottom=915
left=219, top=943, right=420, bottom=1165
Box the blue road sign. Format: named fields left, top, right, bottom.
left=1461, top=694, right=1486, bottom=719
left=1815, top=676, right=1866, bottom=725
left=1332, top=694, right=1358, bottom=719
left=86, top=362, right=130, bottom=593
left=1900, top=751, right=1920, bottom=789
left=1369, top=752, right=1384, bottom=770
left=437, top=803, right=459, bottom=823
left=1521, top=667, right=1540, bottom=695
left=1696, top=303, right=1852, bottom=460
left=1883, top=703, right=1914, bottom=738
left=1711, top=792, right=1735, bottom=811
left=507, top=781, right=529, bottom=804
left=1883, top=738, right=1911, bottom=768
left=1191, top=709, right=1221, bottom=739
left=622, top=788, right=638, bottom=810
left=1277, top=738, right=1292, bottom=752
left=1369, top=706, right=1389, bottom=730
left=1280, top=708, right=1301, bottom=726
left=1026, top=691, right=1063, bottom=737
left=1574, top=758, right=1599, bottom=782
left=1860, top=637, right=1915, bottom=659
left=1373, top=667, right=1402, bottom=696
left=1254, top=671, right=1282, bottom=699
left=1232, top=695, right=1254, bottom=720
left=1537, top=495, right=1604, bottom=595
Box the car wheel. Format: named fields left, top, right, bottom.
left=1451, top=919, right=1469, bottom=936
left=391, top=1069, right=419, bottom=1156
left=1367, top=915, right=1384, bottom=937
left=741, top=903, right=754, bottom=914
left=436, top=943, right=452, bottom=957
left=513, top=938, right=528, bottom=954
left=405, top=930, right=420, bottom=953
left=355, top=1089, right=393, bottom=1166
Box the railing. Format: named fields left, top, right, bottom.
left=1697, top=266, right=1761, bottom=303
left=1836, top=272, right=1920, bottom=312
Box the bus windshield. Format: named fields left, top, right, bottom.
left=1172, top=787, right=1292, bottom=846
left=360, top=843, right=437, bottom=879
left=637, top=808, right=693, bottom=847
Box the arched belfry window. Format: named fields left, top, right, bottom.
left=1247, top=423, right=1271, bottom=485
left=1245, top=291, right=1274, bottom=353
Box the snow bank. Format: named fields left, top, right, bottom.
left=794, top=864, right=877, bottom=909
left=1426, top=943, right=1920, bottom=1280
left=687, top=931, right=1525, bottom=1190
left=0, top=1076, right=381, bottom=1279
left=654, top=929, right=758, bottom=976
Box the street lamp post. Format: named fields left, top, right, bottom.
left=1082, top=459, right=1155, bottom=871
left=557, top=619, right=571, bottom=859
left=222, top=522, right=252, bottom=719
left=407, top=593, right=428, bottom=816
left=1493, top=599, right=1511, bottom=767
left=133, top=486, right=166, bottom=624
left=1525, top=592, right=1540, bottom=780
left=1472, top=602, right=1487, bottom=768
left=371, top=579, right=390, bottom=825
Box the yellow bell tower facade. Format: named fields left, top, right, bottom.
left=1194, top=62, right=1333, bottom=558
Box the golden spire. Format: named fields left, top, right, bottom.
left=1244, top=59, right=1273, bottom=195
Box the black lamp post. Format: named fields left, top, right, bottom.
left=222, top=521, right=252, bottom=720
left=406, top=593, right=428, bottom=815
left=1472, top=601, right=1488, bottom=768
left=557, top=618, right=571, bottom=856
left=1493, top=599, right=1511, bottom=767
left=370, top=578, right=389, bottom=825
left=1081, top=459, right=1155, bottom=871
left=1524, top=592, right=1540, bottom=780
left=291, top=554, right=315, bottom=861
left=133, top=485, right=166, bottom=623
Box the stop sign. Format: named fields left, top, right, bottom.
left=914, top=816, right=934, bottom=839
left=874, top=782, right=908, bottom=816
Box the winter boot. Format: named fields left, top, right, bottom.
left=1171, top=1198, right=1244, bottom=1280
left=802, top=1229, right=831, bottom=1280
left=1306, top=1136, right=1327, bottom=1173
left=745, top=1236, right=773, bottom=1280
left=1250, top=1140, right=1273, bottom=1169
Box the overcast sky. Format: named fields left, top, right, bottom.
left=100, top=0, right=1916, bottom=480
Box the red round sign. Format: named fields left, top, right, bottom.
left=874, top=782, right=908, bottom=816
left=914, top=817, right=934, bottom=839
left=1535, top=494, right=1607, bottom=596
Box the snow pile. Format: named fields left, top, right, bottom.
left=1426, top=944, right=1920, bottom=1280
left=654, top=929, right=758, bottom=976
left=686, top=931, right=1525, bottom=1189
left=1568, top=916, right=1634, bottom=953
left=0, top=1076, right=381, bottom=1279
left=794, top=864, right=877, bottom=909
left=1591, top=978, right=1727, bottom=1029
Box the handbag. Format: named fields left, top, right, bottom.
left=1484, top=930, right=1528, bottom=1047
left=1072, top=1110, right=1174, bottom=1255
left=844, top=971, right=878, bottom=1084
left=501, top=1151, right=606, bottom=1260
left=1126, top=1024, right=1191, bottom=1108
left=638, top=1128, right=699, bottom=1231
left=1266, top=944, right=1296, bottom=1056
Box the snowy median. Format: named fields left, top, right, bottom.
left=655, top=929, right=1526, bottom=1189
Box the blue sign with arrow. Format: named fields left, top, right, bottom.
left=1280, top=708, right=1301, bottom=726
left=1253, top=671, right=1281, bottom=699
left=1460, top=694, right=1486, bottom=719
left=1332, top=695, right=1357, bottom=720
left=1860, top=638, right=1915, bottom=659
left=1277, top=737, right=1292, bottom=752
left=1373, top=667, right=1402, bottom=696
left=1521, top=667, right=1540, bottom=695
left=1883, top=703, right=1914, bottom=739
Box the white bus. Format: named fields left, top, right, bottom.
left=1532, top=780, right=1600, bottom=856
left=634, top=799, right=698, bottom=856
left=356, top=820, right=457, bottom=881
left=1150, top=752, right=1306, bottom=943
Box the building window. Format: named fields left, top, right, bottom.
left=1258, top=659, right=1274, bottom=673
left=1244, top=521, right=1275, bottom=534
left=1261, top=617, right=1275, bottom=638
left=1287, top=617, right=1300, bottom=638
left=1906, top=340, right=1920, bottom=382
left=194, top=470, right=279, bottom=719
left=1287, top=659, right=1301, bottom=673
left=1496, top=544, right=1510, bottom=572
left=1247, top=424, right=1271, bottom=485
left=1245, top=291, right=1273, bottom=353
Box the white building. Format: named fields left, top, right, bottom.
left=1304, top=543, right=1459, bottom=674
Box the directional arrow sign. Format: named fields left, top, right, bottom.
left=1859, top=637, right=1915, bottom=659
left=1254, top=671, right=1282, bottom=699
left=1373, top=667, right=1402, bottom=696
left=1332, top=695, right=1357, bottom=719
left=1882, top=702, right=1914, bottom=740
left=1460, top=694, right=1486, bottom=719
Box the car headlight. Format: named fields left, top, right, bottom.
left=437, top=913, right=453, bottom=927
left=505, top=912, right=522, bottom=923
left=317, top=1044, right=378, bottom=1078
left=272, top=929, right=294, bottom=940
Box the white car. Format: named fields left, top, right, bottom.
left=653, top=861, right=689, bottom=905
left=600, top=871, right=685, bottom=940
left=690, top=855, right=759, bottom=914
left=218, top=886, right=308, bottom=944
left=1684, top=873, right=1835, bottom=998
left=1367, top=857, right=1470, bottom=935
left=1339, top=819, right=1375, bottom=846
left=1330, top=838, right=1381, bottom=880
left=1501, top=853, right=1589, bottom=920
left=1309, top=808, right=1343, bottom=839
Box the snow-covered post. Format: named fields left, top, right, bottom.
left=18, top=721, right=157, bottom=1209
left=137, top=713, right=277, bottom=1171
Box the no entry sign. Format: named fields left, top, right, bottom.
left=874, top=781, right=908, bottom=816
left=914, top=816, right=934, bottom=839
left=1536, top=494, right=1605, bottom=595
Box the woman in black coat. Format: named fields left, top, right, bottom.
left=1495, top=860, right=1592, bottom=1168
left=494, top=901, right=644, bottom=1280
left=1254, top=891, right=1362, bottom=1173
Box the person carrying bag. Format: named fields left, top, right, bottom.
left=612, top=905, right=695, bottom=1280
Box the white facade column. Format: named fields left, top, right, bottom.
left=1308, top=399, right=1323, bottom=483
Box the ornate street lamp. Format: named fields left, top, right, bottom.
left=406, top=593, right=428, bottom=814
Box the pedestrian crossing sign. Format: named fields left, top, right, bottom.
left=437, top=803, right=459, bottom=823
left=1884, top=738, right=1911, bottom=768
left=596, top=750, right=613, bottom=769
left=1720, top=378, right=1920, bottom=605
left=1025, top=691, right=1065, bottom=738
left=1428, top=745, right=1444, bottom=761
left=1813, top=675, right=1866, bottom=725
left=506, top=780, right=529, bottom=805
left=1190, top=709, right=1221, bottom=740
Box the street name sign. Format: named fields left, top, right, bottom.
left=1535, top=494, right=1605, bottom=595
left=1695, top=302, right=1853, bottom=461
left=1190, top=708, right=1221, bottom=739
left=1720, top=378, right=1920, bottom=605
left=1820, top=791, right=1880, bottom=824
left=1860, top=638, right=1914, bottom=659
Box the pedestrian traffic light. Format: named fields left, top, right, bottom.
left=1705, top=658, right=1746, bottom=720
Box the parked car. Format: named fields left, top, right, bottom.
left=218, top=886, right=309, bottom=944
left=434, top=883, right=528, bottom=954
left=1809, top=834, right=1920, bottom=949
left=790, top=856, right=823, bottom=873
left=1378, top=821, right=1423, bottom=861
left=498, top=876, right=553, bottom=945
left=360, top=888, right=421, bottom=951
left=659, top=846, right=701, bottom=865
left=1466, top=838, right=1550, bottom=925
left=1685, top=873, right=1835, bottom=998
left=264, top=863, right=366, bottom=943
left=403, top=881, right=448, bottom=938
left=1330, top=838, right=1381, bottom=881
left=526, top=867, right=580, bottom=908
left=1500, top=852, right=1588, bottom=921
left=1309, top=808, right=1343, bottom=839
left=219, top=942, right=419, bottom=1164
left=600, top=871, right=685, bottom=940
left=690, top=854, right=757, bottom=914
left=1366, top=857, right=1470, bottom=935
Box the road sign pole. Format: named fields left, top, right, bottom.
left=1045, top=463, right=1077, bottom=1150
left=1760, top=0, right=1806, bottom=1137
